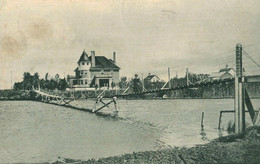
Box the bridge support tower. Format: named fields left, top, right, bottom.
left=234, top=44, right=245, bottom=133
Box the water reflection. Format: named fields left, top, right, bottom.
left=218, top=129, right=224, bottom=138
left=1, top=99, right=259, bottom=163
left=200, top=127, right=209, bottom=141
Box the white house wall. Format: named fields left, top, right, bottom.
left=90, top=70, right=120, bottom=84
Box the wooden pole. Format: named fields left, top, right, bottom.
left=141, top=73, right=145, bottom=91
left=201, top=112, right=204, bottom=128
left=113, top=97, right=118, bottom=112
left=218, top=111, right=222, bottom=129
left=11, top=70, right=13, bottom=90
left=186, top=68, right=189, bottom=86
left=168, top=67, right=171, bottom=88
left=245, top=88, right=255, bottom=122
left=234, top=43, right=245, bottom=133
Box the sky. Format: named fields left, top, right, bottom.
left=0, top=0, right=260, bottom=89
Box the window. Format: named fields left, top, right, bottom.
left=82, top=62, right=85, bottom=65
left=85, top=81, right=88, bottom=84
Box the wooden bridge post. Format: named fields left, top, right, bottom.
left=168, top=67, right=171, bottom=88
left=186, top=68, right=189, bottom=86
left=234, top=43, right=245, bottom=134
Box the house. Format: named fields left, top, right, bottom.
left=144, top=73, right=160, bottom=82
left=144, top=73, right=164, bottom=90
left=219, top=65, right=236, bottom=76
left=68, top=50, right=120, bottom=89
left=209, top=65, right=235, bottom=81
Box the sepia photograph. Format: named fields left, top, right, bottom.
left=0, top=0, right=260, bottom=163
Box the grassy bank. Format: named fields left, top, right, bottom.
left=0, top=90, right=31, bottom=100
left=52, top=126, right=260, bottom=164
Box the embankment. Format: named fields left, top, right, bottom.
left=168, top=82, right=260, bottom=99
left=0, top=90, right=31, bottom=100
left=52, top=126, right=260, bottom=164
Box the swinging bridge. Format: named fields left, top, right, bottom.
left=30, top=44, right=260, bottom=133
left=32, top=89, right=118, bottom=114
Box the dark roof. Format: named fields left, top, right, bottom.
left=89, top=56, right=120, bottom=70
left=219, top=68, right=233, bottom=73
left=144, top=74, right=160, bottom=81
left=77, top=50, right=90, bottom=63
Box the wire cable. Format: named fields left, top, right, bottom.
left=242, top=50, right=260, bottom=68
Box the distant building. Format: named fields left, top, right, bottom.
left=144, top=73, right=164, bottom=90
left=209, top=65, right=235, bottom=81
left=144, top=73, right=160, bottom=83
left=68, top=50, right=120, bottom=89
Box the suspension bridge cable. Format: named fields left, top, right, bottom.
left=242, top=50, right=260, bottom=68
left=134, top=48, right=238, bottom=78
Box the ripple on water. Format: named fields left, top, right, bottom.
left=1, top=99, right=260, bottom=163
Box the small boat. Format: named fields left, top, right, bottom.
left=162, top=94, right=168, bottom=99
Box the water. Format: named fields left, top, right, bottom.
left=0, top=99, right=259, bottom=163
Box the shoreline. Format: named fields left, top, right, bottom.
left=50, top=126, right=260, bottom=164
left=1, top=89, right=260, bottom=101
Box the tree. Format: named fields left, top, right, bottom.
left=45, top=73, right=50, bottom=81
left=49, top=78, right=57, bottom=90
left=15, top=72, right=68, bottom=91
left=111, top=82, right=115, bottom=89
left=119, top=76, right=127, bottom=89
left=13, top=82, right=23, bottom=90
left=55, top=74, right=60, bottom=82
left=23, top=72, right=33, bottom=90
left=133, top=74, right=141, bottom=92
left=33, top=72, right=40, bottom=89
left=58, top=78, right=68, bottom=90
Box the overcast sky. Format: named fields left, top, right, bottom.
left=0, top=0, right=260, bottom=89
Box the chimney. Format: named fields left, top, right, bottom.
left=91, top=51, right=95, bottom=67
left=113, top=52, right=116, bottom=64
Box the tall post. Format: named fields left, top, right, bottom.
left=168, top=67, right=171, bottom=88
left=186, top=68, right=189, bottom=86
left=141, top=73, right=145, bottom=91
left=11, top=70, right=13, bottom=90
left=234, top=43, right=245, bottom=133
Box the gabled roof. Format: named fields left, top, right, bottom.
left=219, top=67, right=234, bottom=73
left=144, top=74, right=160, bottom=81
left=210, top=72, right=226, bottom=78
left=210, top=72, right=233, bottom=79
left=89, top=56, right=120, bottom=70
left=77, top=50, right=90, bottom=63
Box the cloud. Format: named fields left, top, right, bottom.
left=0, top=0, right=260, bottom=89
left=0, top=32, right=27, bottom=61
left=29, top=19, right=53, bottom=40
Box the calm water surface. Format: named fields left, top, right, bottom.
left=0, top=99, right=259, bottom=163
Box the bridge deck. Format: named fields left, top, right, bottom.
left=118, top=77, right=235, bottom=97
left=33, top=90, right=63, bottom=99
